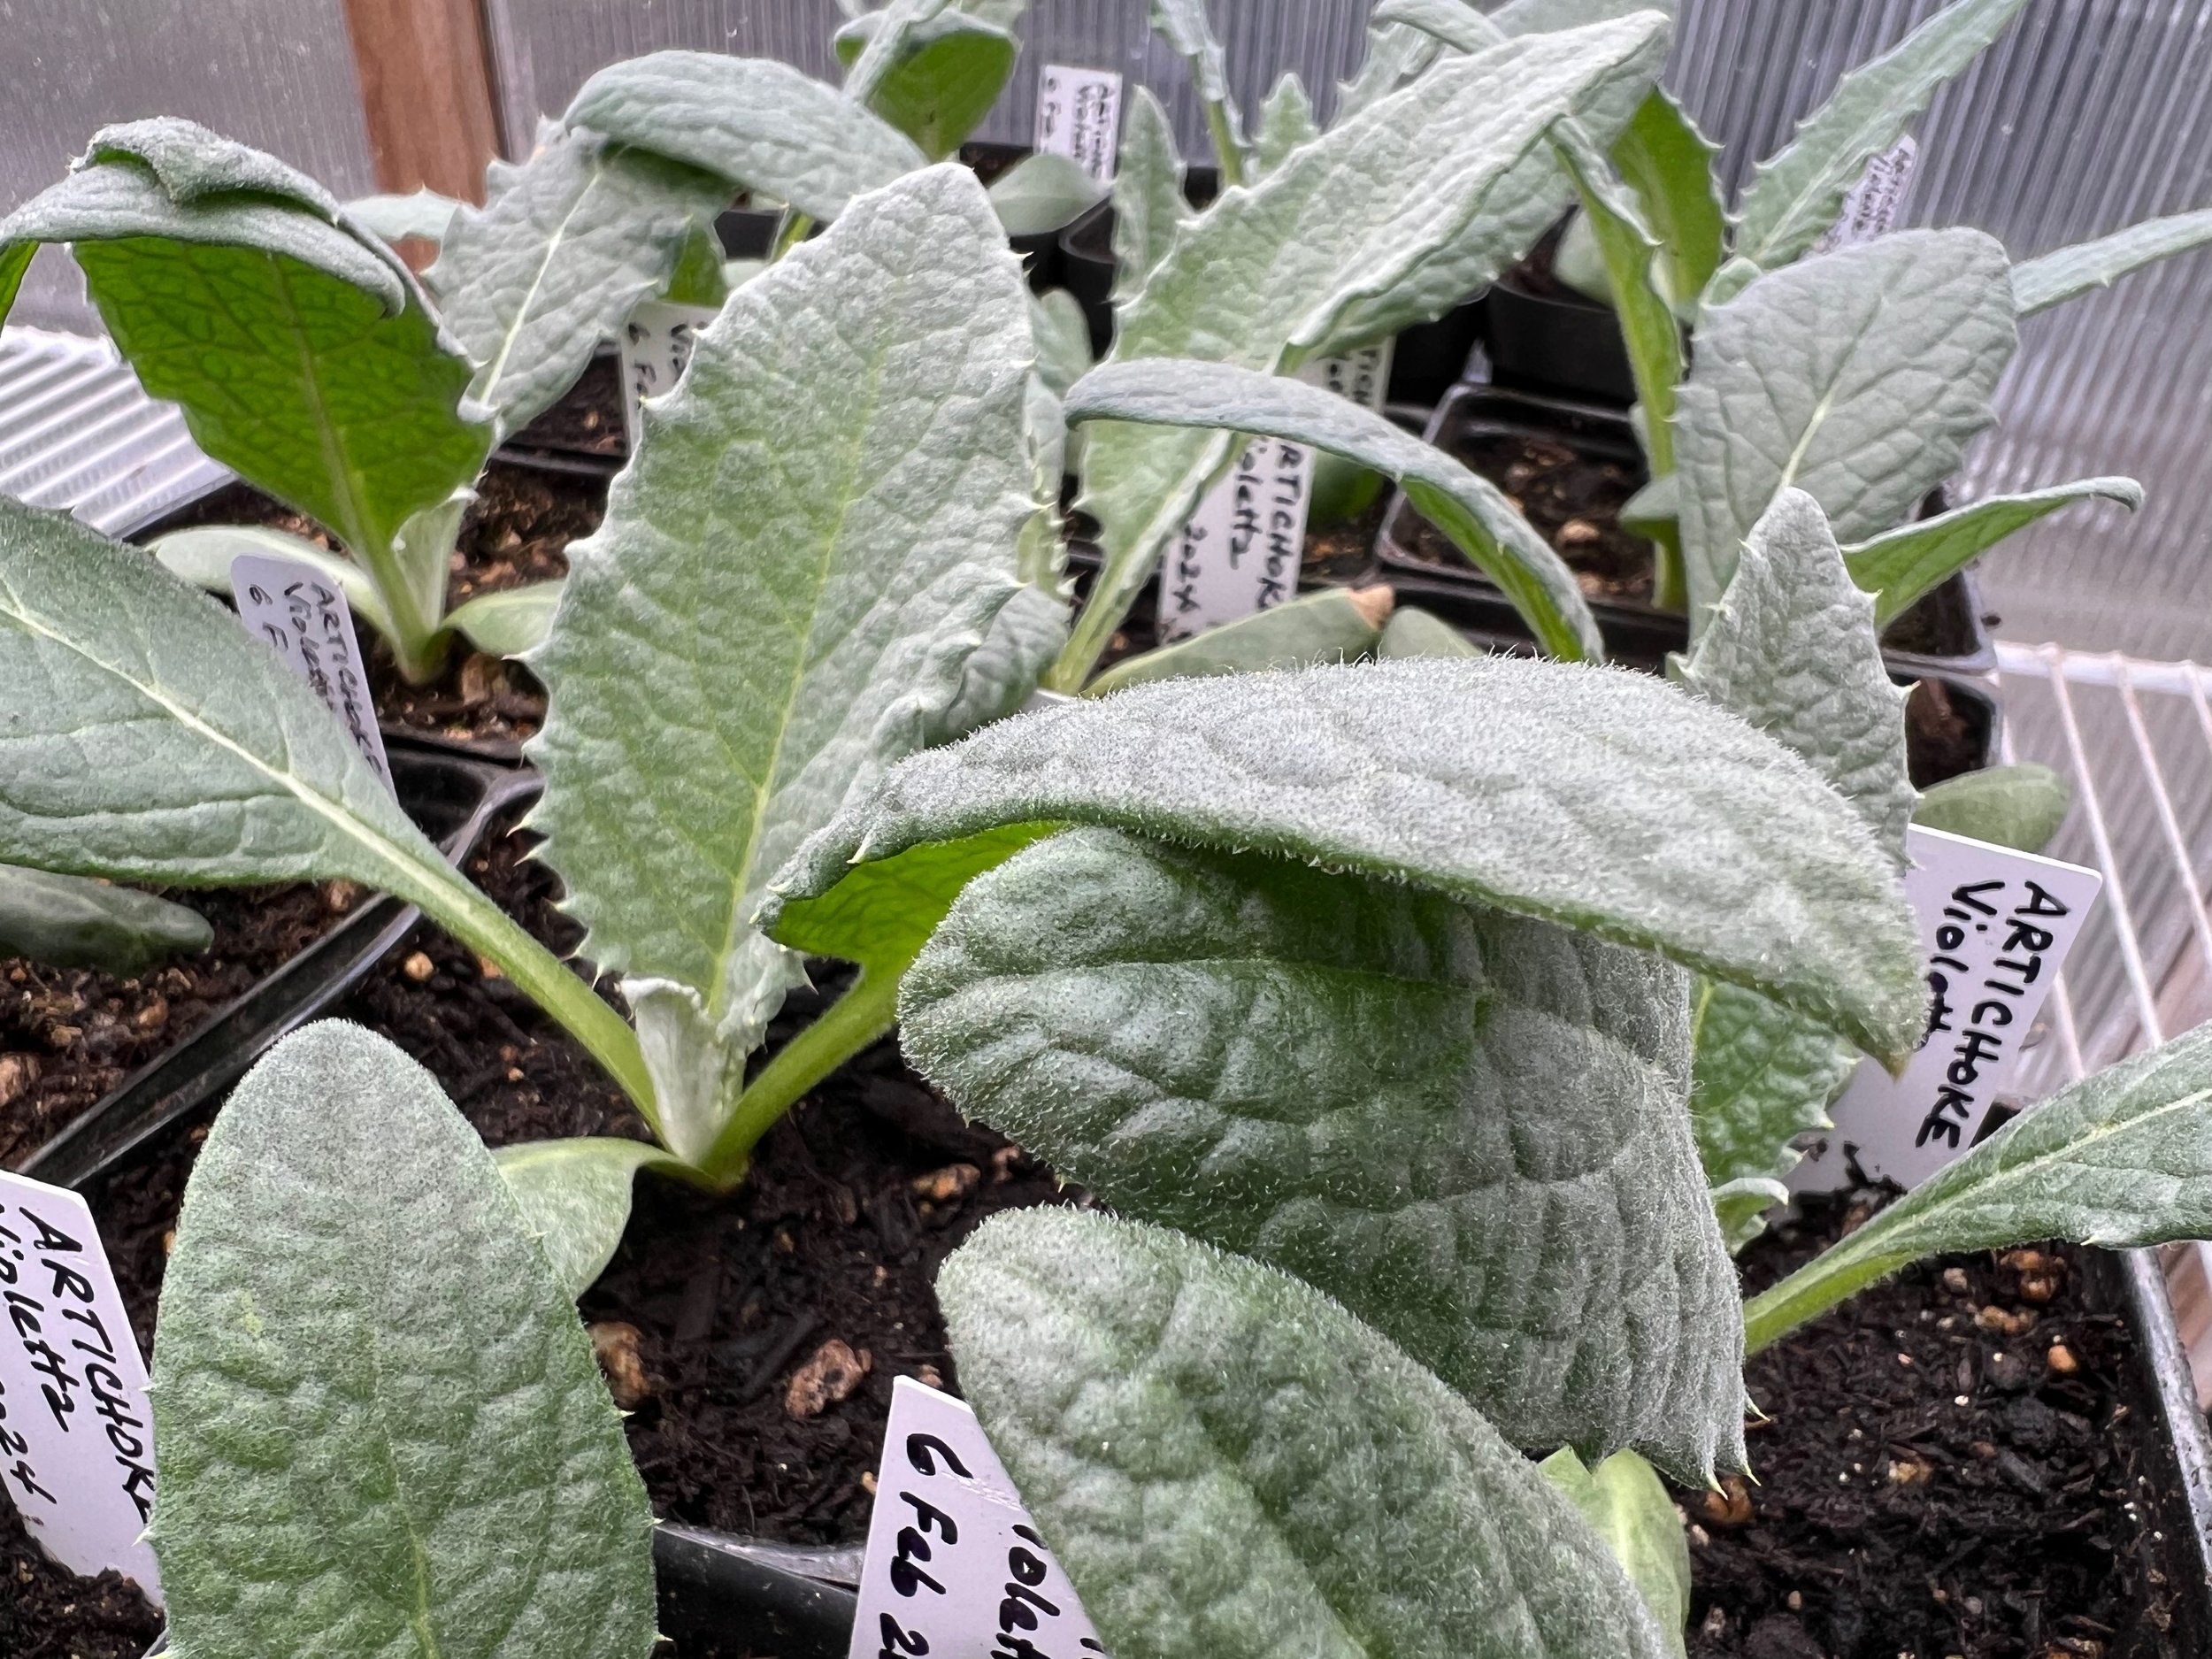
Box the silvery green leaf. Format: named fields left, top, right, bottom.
left=1065, top=15, right=1670, bottom=687
left=1085, top=585, right=1392, bottom=695
left=1710, top=1175, right=1791, bottom=1254
left=154, top=1024, right=658, bottom=1659
left=1066, top=357, right=1599, bottom=658
left=1842, top=476, right=2142, bottom=626
left=1028, top=288, right=1093, bottom=397
left=0, top=864, right=210, bottom=976
left=150, top=523, right=395, bottom=644
left=1494, top=0, right=1676, bottom=33
left=1371, top=0, right=1500, bottom=53
left=906, top=827, right=1745, bottom=1476
left=0, top=124, right=489, bottom=651
left=1333, top=12, right=1449, bottom=123
left=941, top=1208, right=1675, bottom=1659
left=0, top=495, right=653, bottom=1110
left=564, top=51, right=926, bottom=221
left=1378, top=604, right=1484, bottom=658
left=1611, top=88, right=1725, bottom=306
left=1745, top=1017, right=2212, bottom=1351
left=932, top=583, right=1070, bottom=739
left=987, top=150, right=1106, bottom=237
left=2012, top=209, right=2212, bottom=314
left=1678, top=489, right=1912, bottom=863
left=429, top=125, right=733, bottom=440
left=1674, top=230, right=2017, bottom=619
left=1688, top=975, right=1855, bottom=1207
left=1250, top=74, right=1318, bottom=178
left=1538, top=1448, right=1692, bottom=1658
left=1552, top=206, right=1613, bottom=302
left=1149, top=0, right=1247, bottom=177
left=780, top=657, right=1926, bottom=1064
left=834, top=4, right=1019, bottom=160
left=1110, top=87, right=1187, bottom=309
left=527, top=165, right=1036, bottom=1156
left=494, top=1136, right=681, bottom=1299
left=347, top=187, right=463, bottom=247
left=447, top=580, right=565, bottom=658
left=1733, top=0, right=2032, bottom=270
left=1913, top=761, right=2072, bottom=855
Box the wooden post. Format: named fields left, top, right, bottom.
left=340, top=0, right=502, bottom=204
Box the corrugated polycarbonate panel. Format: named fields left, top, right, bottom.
left=0, top=0, right=376, bottom=334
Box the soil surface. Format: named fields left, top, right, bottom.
left=0, top=1499, right=160, bottom=1659
left=1688, top=1191, right=2182, bottom=1659
left=142, top=459, right=604, bottom=749
left=505, top=353, right=627, bottom=458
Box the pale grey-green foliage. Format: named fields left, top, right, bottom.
left=1064, top=15, right=1669, bottom=686
left=1687, top=976, right=1855, bottom=1225
left=494, top=1137, right=679, bottom=1299
left=429, top=123, right=733, bottom=440
left=153, top=1023, right=657, bottom=1659
left=903, top=827, right=1746, bottom=1477
left=526, top=164, right=1038, bottom=1164
left=1379, top=605, right=1485, bottom=658
left=1914, top=761, right=2073, bottom=855
left=1538, top=1448, right=1691, bottom=1657
left=2012, top=208, right=2212, bottom=314
left=0, top=864, right=209, bottom=976
left=1746, top=1016, right=2212, bottom=1349
left=1251, top=74, right=1319, bottom=177
left=941, top=1209, right=1672, bottom=1659
left=445, top=580, right=566, bottom=659
left=1731, top=0, right=2032, bottom=272
left=1084, top=586, right=1387, bottom=695
left=346, top=188, right=462, bottom=248
left=1333, top=9, right=1449, bottom=122
left=1148, top=0, right=1245, bottom=169
left=564, top=51, right=926, bottom=220
left=1675, top=230, right=2016, bottom=619
left=150, top=524, right=392, bottom=641
left=1494, top=0, right=1675, bottom=33
left=986, top=151, right=1104, bottom=236
left=1065, top=357, right=1599, bottom=659
left=1109, top=87, right=1187, bottom=309
left=933, top=584, right=1071, bottom=740
left=1842, top=477, right=2141, bottom=626
left=777, top=658, right=1926, bottom=1063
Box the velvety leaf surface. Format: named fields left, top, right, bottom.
left=1083, top=585, right=1389, bottom=695
left=1538, top=1448, right=1692, bottom=1658
left=986, top=151, right=1105, bottom=236
left=153, top=1023, right=657, bottom=1659
left=0, top=864, right=210, bottom=976
left=564, top=51, right=926, bottom=221
left=941, top=1208, right=1673, bottom=1659
left=907, top=827, right=1744, bottom=1475
left=1842, top=476, right=2141, bottom=626
left=1333, top=12, right=1448, bottom=122
left=1066, top=358, right=1598, bottom=658
left=430, top=126, right=733, bottom=438
left=1745, top=1018, right=2212, bottom=1351
left=779, top=658, right=1926, bottom=1062
left=150, top=523, right=393, bottom=641
left=447, top=580, right=565, bottom=658
left=2011, top=208, right=2212, bottom=314
left=347, top=188, right=462, bottom=247
left=1731, top=0, right=2032, bottom=271
left=494, top=1136, right=680, bottom=1300
left=1109, top=87, right=1188, bottom=308
left=1379, top=604, right=1485, bottom=658
left=1064, top=15, right=1668, bottom=684
left=1251, top=73, right=1319, bottom=176
left=1674, top=229, right=2016, bottom=618
left=1687, top=976, right=1855, bottom=1195
left=526, top=165, right=1035, bottom=1150
left=1913, top=761, right=2072, bottom=855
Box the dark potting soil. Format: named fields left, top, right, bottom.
left=1686, top=1191, right=2180, bottom=1659
left=0, top=879, right=345, bottom=1170
left=143, top=459, right=603, bottom=746
left=1302, top=494, right=1390, bottom=586
left=0, top=1498, right=160, bottom=1659
left=505, top=352, right=628, bottom=458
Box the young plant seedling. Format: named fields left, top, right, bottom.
left=0, top=865, right=209, bottom=976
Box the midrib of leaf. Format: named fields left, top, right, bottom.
left=1776, top=382, right=1840, bottom=498
left=473, top=150, right=613, bottom=418
left=360, top=1325, right=449, bottom=1659
left=703, top=333, right=892, bottom=1027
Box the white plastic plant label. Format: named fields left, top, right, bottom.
left=850, top=1376, right=1104, bottom=1659
left=1033, top=65, right=1124, bottom=182
left=230, top=552, right=394, bottom=794
left=1814, top=134, right=1919, bottom=252
left=1791, top=824, right=2102, bottom=1194
left=0, top=1172, right=161, bottom=1603
left=1156, top=435, right=1314, bottom=642
left=619, top=299, right=719, bottom=448
left=1299, top=342, right=1394, bottom=413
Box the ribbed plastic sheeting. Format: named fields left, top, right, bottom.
left=0, top=0, right=377, bottom=334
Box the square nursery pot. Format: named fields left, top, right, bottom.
left=1377, top=381, right=1997, bottom=676
left=1483, top=265, right=1640, bottom=406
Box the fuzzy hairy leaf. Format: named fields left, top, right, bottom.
left=1379, top=604, right=1484, bottom=658
left=1913, top=761, right=2072, bottom=855
left=2011, top=208, right=2212, bottom=315
left=1843, top=476, right=2142, bottom=626
left=1539, top=1449, right=1692, bottom=1658
left=526, top=165, right=1036, bottom=1160
left=1745, top=1018, right=2212, bottom=1351
left=1150, top=0, right=1247, bottom=175
left=1611, top=88, right=1724, bottom=305
left=150, top=523, right=393, bottom=641
left=1732, top=0, right=2032, bottom=271
left=834, top=4, right=1018, bottom=160
left=1251, top=73, right=1318, bottom=177
left=565, top=51, right=926, bottom=221
left=987, top=150, right=1104, bottom=236
left=1688, top=978, right=1855, bottom=1196
left=1333, top=12, right=1449, bottom=122
left=1067, top=358, right=1599, bottom=659
left=941, top=1208, right=1673, bottom=1659
left=495, top=1137, right=681, bottom=1300
left=153, top=1023, right=657, bottom=1659
left=429, top=126, right=732, bottom=440
left=1675, top=230, right=2017, bottom=619
left=1085, top=585, right=1390, bottom=695
left=347, top=188, right=461, bottom=247
left=1710, top=1175, right=1791, bottom=1253
left=905, top=827, right=1745, bottom=1475
left=0, top=864, right=210, bottom=975
left=1062, top=15, right=1670, bottom=686
left=778, top=658, right=1926, bottom=1064
left=448, top=580, right=565, bottom=658
left=1494, top=0, right=1675, bottom=33
left=1110, top=87, right=1188, bottom=308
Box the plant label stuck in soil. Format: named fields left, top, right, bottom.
left=619, top=300, right=721, bottom=450
left=1301, top=342, right=1395, bottom=414
left=1792, top=824, right=2101, bottom=1194
left=850, top=1376, right=1104, bottom=1659
left=1033, top=65, right=1123, bottom=182
left=1814, top=135, right=1919, bottom=253
left=1157, top=434, right=1314, bottom=641
left=230, top=552, right=394, bottom=794
left=0, top=1171, right=161, bottom=1605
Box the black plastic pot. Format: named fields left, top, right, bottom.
left=1483, top=268, right=1638, bottom=405
left=1378, top=382, right=1998, bottom=674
